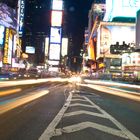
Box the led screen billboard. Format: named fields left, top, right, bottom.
left=97, top=22, right=135, bottom=58
left=0, top=25, right=5, bottom=48
left=45, top=37, right=49, bottom=56
left=49, top=44, right=60, bottom=60
left=0, top=3, right=17, bottom=30
left=50, top=27, right=62, bottom=43
left=25, top=46, right=35, bottom=54
left=52, top=0, right=63, bottom=10
left=104, top=0, right=140, bottom=21
left=61, top=38, right=68, bottom=57
left=51, top=11, right=62, bottom=26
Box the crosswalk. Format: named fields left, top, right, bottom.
left=39, top=91, right=139, bottom=140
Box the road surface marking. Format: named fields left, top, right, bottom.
left=54, top=121, right=129, bottom=139
left=69, top=103, right=96, bottom=108
left=39, top=92, right=73, bottom=140
left=71, top=99, right=88, bottom=102
left=84, top=96, right=139, bottom=140
left=39, top=93, right=139, bottom=140
left=64, top=110, right=107, bottom=118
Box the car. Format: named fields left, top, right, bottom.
left=0, top=73, right=18, bottom=80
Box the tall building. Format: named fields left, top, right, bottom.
left=23, top=0, right=51, bottom=65
left=0, top=1, right=21, bottom=71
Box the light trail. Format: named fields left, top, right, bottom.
left=79, top=83, right=140, bottom=102
left=0, top=88, right=22, bottom=96
left=84, top=79, right=140, bottom=89
left=0, top=78, right=68, bottom=88
left=0, top=89, right=49, bottom=114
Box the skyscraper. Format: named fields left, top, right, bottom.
left=23, top=0, right=51, bottom=65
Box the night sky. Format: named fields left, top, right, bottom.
left=64, top=0, right=93, bottom=55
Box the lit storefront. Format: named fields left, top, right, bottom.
left=122, top=52, right=140, bottom=81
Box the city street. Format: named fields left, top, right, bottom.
left=0, top=78, right=140, bottom=140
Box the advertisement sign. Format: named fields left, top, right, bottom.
left=25, top=46, right=35, bottom=54
left=0, top=3, right=17, bottom=30
left=93, top=4, right=106, bottom=14
left=18, top=0, right=25, bottom=36
left=0, top=25, right=5, bottom=48
left=122, top=52, right=140, bottom=66
left=0, top=47, right=3, bottom=67
left=50, top=27, right=62, bottom=43
left=49, top=44, right=60, bottom=60
left=61, top=38, right=68, bottom=57
left=97, top=22, right=135, bottom=57
left=8, top=31, right=13, bottom=64
left=51, top=11, right=62, bottom=26
left=136, top=10, right=140, bottom=49
left=45, top=37, right=49, bottom=56
left=52, top=0, right=63, bottom=10
left=3, top=28, right=13, bottom=64
left=104, top=0, right=140, bottom=21
left=84, top=29, right=89, bottom=45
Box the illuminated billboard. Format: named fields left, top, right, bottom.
left=93, top=4, right=106, bottom=14
left=25, top=46, right=35, bottom=54
left=51, top=11, right=62, bottom=26
left=18, top=0, right=25, bottom=36
left=0, top=25, right=5, bottom=48
left=0, top=3, right=17, bottom=30
left=49, top=44, right=60, bottom=60
left=0, top=48, right=2, bottom=67
left=104, top=0, right=140, bottom=21
left=3, top=28, right=13, bottom=64
left=136, top=10, right=140, bottom=49
left=45, top=37, right=49, bottom=56
left=97, top=22, right=135, bottom=58
left=50, top=27, right=62, bottom=43
left=8, top=31, right=13, bottom=64
left=52, top=0, right=63, bottom=10
left=122, top=52, right=140, bottom=66
left=61, top=38, right=68, bottom=57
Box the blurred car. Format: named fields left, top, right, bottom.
left=0, top=73, right=18, bottom=80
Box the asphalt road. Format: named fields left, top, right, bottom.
left=0, top=79, right=140, bottom=140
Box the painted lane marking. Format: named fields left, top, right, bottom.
left=54, top=121, right=129, bottom=139
left=71, top=99, right=88, bottom=102
left=39, top=92, right=73, bottom=140
left=69, top=103, right=96, bottom=108
left=63, top=110, right=107, bottom=119
left=84, top=96, right=139, bottom=140
left=39, top=93, right=139, bottom=140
